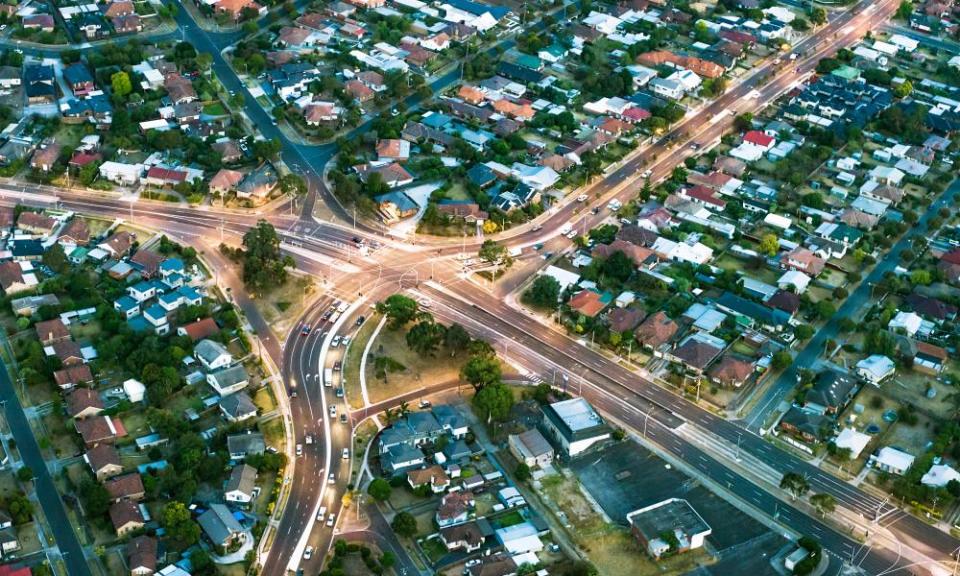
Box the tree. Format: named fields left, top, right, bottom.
left=523, top=275, right=561, bottom=310
left=236, top=220, right=295, bottom=294
left=16, top=467, right=32, bottom=483
left=405, top=318, right=446, bottom=357
left=78, top=478, right=111, bottom=518
left=810, top=7, right=827, bottom=25
left=896, top=0, right=913, bottom=20
left=279, top=174, right=307, bottom=197
left=794, top=325, right=814, bottom=341
left=391, top=511, right=417, bottom=537
left=443, top=324, right=471, bottom=357
left=473, top=383, right=514, bottom=422
left=376, top=294, right=419, bottom=330
left=514, top=462, right=531, bottom=482
left=779, top=472, right=809, bottom=500
left=460, top=355, right=501, bottom=391
left=478, top=239, right=511, bottom=268
left=160, top=502, right=201, bottom=550
left=733, top=112, right=754, bottom=132
left=893, top=80, right=913, bottom=98
left=196, top=52, right=213, bottom=74
left=367, top=478, right=392, bottom=501
left=772, top=350, right=792, bottom=370
left=111, top=71, right=132, bottom=98
left=42, top=244, right=69, bottom=274
left=759, top=234, right=779, bottom=257
left=809, top=493, right=836, bottom=517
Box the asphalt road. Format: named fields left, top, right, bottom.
left=0, top=366, right=91, bottom=576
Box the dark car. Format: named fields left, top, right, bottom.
left=356, top=315, right=365, bottom=326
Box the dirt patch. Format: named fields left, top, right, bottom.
left=364, top=326, right=462, bottom=405
left=256, top=273, right=320, bottom=341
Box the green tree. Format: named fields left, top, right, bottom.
left=794, top=325, right=814, bottom=341
left=111, top=71, right=132, bottom=97
left=896, top=0, right=913, bottom=20
left=779, top=472, right=809, bottom=501
left=235, top=220, right=295, bottom=294
left=810, top=7, right=827, bottom=25
left=405, top=318, right=446, bottom=357
left=473, top=383, right=514, bottom=422
left=893, top=80, right=913, bottom=98
left=16, top=467, right=33, bottom=483
left=460, top=355, right=502, bottom=391
left=78, top=478, right=111, bottom=518
left=759, top=234, right=779, bottom=257
left=523, top=275, right=561, bottom=310
left=443, top=323, right=471, bottom=357
left=4, top=494, right=33, bottom=525
left=161, top=502, right=201, bottom=550
left=809, top=493, right=836, bottom=517
left=391, top=511, right=417, bottom=537
left=772, top=350, right=792, bottom=370
left=478, top=239, right=511, bottom=268
left=367, top=478, right=392, bottom=501
left=279, top=173, right=307, bottom=197
left=514, top=462, right=531, bottom=482
left=376, top=294, right=419, bottom=330
left=733, top=112, right=754, bottom=132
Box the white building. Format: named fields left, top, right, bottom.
left=870, top=446, right=915, bottom=475
left=652, top=237, right=713, bottom=265
left=921, top=464, right=960, bottom=488
left=834, top=428, right=871, bottom=459
left=777, top=270, right=811, bottom=294
left=540, top=398, right=610, bottom=457
left=99, top=161, right=143, bottom=186
left=856, top=354, right=895, bottom=385
left=123, top=378, right=146, bottom=403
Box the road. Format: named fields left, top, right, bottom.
left=0, top=367, right=91, bottom=576
left=745, top=177, right=960, bottom=430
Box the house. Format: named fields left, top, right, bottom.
left=888, top=311, right=927, bottom=337
left=35, top=318, right=70, bottom=345
left=627, top=498, right=711, bottom=559
left=76, top=416, right=125, bottom=447
left=670, top=332, right=724, bottom=374
left=381, top=443, right=426, bottom=475
left=436, top=200, right=488, bottom=223
left=495, top=522, right=543, bottom=555
left=227, top=432, right=265, bottom=460
left=113, top=14, right=142, bottom=33
left=85, top=444, right=123, bottom=480
left=23, top=14, right=56, bottom=31
left=508, top=428, right=554, bottom=468
left=220, top=392, right=257, bottom=423
left=225, top=464, right=257, bottom=504
left=778, top=270, right=811, bottom=294
left=110, top=501, right=145, bottom=536
left=67, top=388, right=104, bottom=419
left=440, top=520, right=487, bottom=552
left=568, top=289, right=610, bottom=318
left=376, top=139, right=411, bottom=162
left=375, top=191, right=419, bottom=222
left=178, top=318, right=220, bottom=342
left=99, top=161, right=143, bottom=185
left=869, top=446, right=915, bottom=475
left=436, top=490, right=474, bottom=527
left=64, top=63, right=95, bottom=97
left=198, top=503, right=245, bottom=548
left=0, top=262, right=33, bottom=295
left=466, top=554, right=517, bottom=576
left=782, top=247, right=825, bottom=276
left=212, top=140, right=242, bottom=163
left=30, top=142, right=62, bottom=172
left=59, top=218, right=91, bottom=249
left=236, top=163, right=278, bottom=200
left=804, top=370, right=858, bottom=416
left=105, top=473, right=145, bottom=502
left=856, top=355, right=895, bottom=385
left=17, top=212, right=57, bottom=236
left=407, top=464, right=450, bottom=493
left=207, top=365, right=250, bottom=396
left=24, top=64, right=56, bottom=104
left=921, top=464, right=960, bottom=488
left=356, top=162, right=414, bottom=188
left=834, top=428, right=872, bottom=459
left=905, top=293, right=957, bottom=323
left=911, top=341, right=949, bottom=375
left=163, top=73, right=197, bottom=105
left=98, top=231, right=136, bottom=258
left=103, top=0, right=134, bottom=18
left=778, top=407, right=829, bottom=444
left=708, top=355, right=755, bottom=388
left=432, top=405, right=469, bottom=438
left=195, top=339, right=232, bottom=370
left=634, top=311, right=678, bottom=350
left=11, top=294, right=60, bottom=317
left=541, top=398, right=610, bottom=457
left=127, top=535, right=158, bottom=576
left=607, top=307, right=645, bottom=333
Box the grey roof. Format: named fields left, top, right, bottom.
left=805, top=370, right=857, bottom=412
left=225, top=464, right=257, bottom=496
left=512, top=428, right=553, bottom=458
left=406, top=411, right=443, bottom=435
left=541, top=398, right=609, bottom=443
left=432, top=405, right=467, bottom=431
left=382, top=443, right=424, bottom=473
left=227, top=433, right=265, bottom=457
left=443, top=439, right=472, bottom=461
left=220, top=392, right=256, bottom=419
left=208, top=364, right=249, bottom=390
left=628, top=499, right=711, bottom=544
left=195, top=339, right=230, bottom=365
left=197, top=503, right=243, bottom=545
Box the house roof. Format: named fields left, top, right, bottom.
left=437, top=490, right=474, bottom=520
left=109, top=500, right=144, bottom=531
left=54, top=364, right=94, bottom=388
left=76, top=416, right=124, bottom=444
left=226, top=463, right=257, bottom=495
left=673, top=337, right=723, bottom=370
left=806, top=370, right=857, bottom=410
left=905, top=293, right=957, bottom=321
left=408, top=464, right=449, bottom=488
left=35, top=318, right=70, bottom=342
left=67, top=388, right=103, bottom=417
left=780, top=406, right=828, bottom=438
left=766, top=290, right=800, bottom=314
left=85, top=444, right=121, bottom=473
left=441, top=520, right=485, bottom=547
left=210, top=168, right=245, bottom=191
left=568, top=289, right=608, bottom=318
left=220, top=391, right=256, bottom=419
left=634, top=311, right=678, bottom=347
left=127, top=535, right=158, bottom=573
left=198, top=503, right=242, bottom=544
left=100, top=231, right=135, bottom=256
left=228, top=432, right=265, bottom=456
left=59, top=218, right=90, bottom=244
left=105, top=473, right=144, bottom=501
left=180, top=317, right=220, bottom=341
left=18, top=211, right=56, bottom=232
left=195, top=339, right=230, bottom=364
left=607, top=307, right=645, bottom=333
left=709, top=355, right=754, bottom=385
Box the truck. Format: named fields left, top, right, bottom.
left=324, top=368, right=334, bottom=387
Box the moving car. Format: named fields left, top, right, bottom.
left=576, top=194, right=588, bottom=202
left=295, top=444, right=303, bottom=457
left=418, top=399, right=431, bottom=408
left=329, top=405, right=337, bottom=417
left=339, top=413, right=348, bottom=424
left=300, top=324, right=311, bottom=336
left=303, top=546, right=313, bottom=560
left=342, top=448, right=349, bottom=459
left=328, top=472, right=335, bottom=484
left=316, top=506, right=327, bottom=521
left=326, top=512, right=336, bottom=527
left=333, top=361, right=342, bottom=371
left=305, top=435, right=313, bottom=445
left=331, top=335, right=341, bottom=347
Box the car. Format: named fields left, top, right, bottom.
left=316, top=506, right=327, bottom=521
left=419, top=399, right=432, bottom=408
left=326, top=512, right=336, bottom=527
left=0, top=25, right=6, bottom=31
left=565, top=230, right=578, bottom=239
left=590, top=207, right=600, bottom=215
left=322, top=310, right=333, bottom=321
left=335, top=387, right=344, bottom=398
left=340, top=413, right=348, bottom=424
left=532, top=224, right=542, bottom=232
left=342, top=448, right=349, bottom=459
left=465, top=560, right=481, bottom=568
left=333, top=361, right=342, bottom=371
left=352, top=236, right=364, bottom=245
left=329, top=405, right=337, bottom=417
left=305, top=435, right=313, bottom=445
left=303, top=546, right=313, bottom=560
left=331, top=335, right=342, bottom=347
left=300, top=324, right=311, bottom=336
left=533, top=243, right=544, bottom=251
left=341, top=336, right=351, bottom=347
left=296, top=444, right=303, bottom=457
left=641, top=169, right=652, bottom=178
left=328, top=472, right=335, bottom=484
left=417, top=298, right=432, bottom=309
left=576, top=194, right=588, bottom=202
left=289, top=387, right=297, bottom=398
left=356, top=316, right=365, bottom=326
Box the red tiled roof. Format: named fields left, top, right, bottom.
left=743, top=130, right=774, bottom=147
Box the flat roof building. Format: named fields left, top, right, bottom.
left=540, top=398, right=610, bottom=457
left=627, top=498, right=712, bottom=559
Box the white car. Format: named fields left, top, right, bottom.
left=641, top=169, right=652, bottom=178
left=576, top=194, right=588, bottom=202
left=329, top=405, right=337, bottom=417
left=305, top=435, right=313, bottom=445
left=331, top=335, right=341, bottom=347
left=342, top=448, right=349, bottom=460
left=326, top=512, right=336, bottom=527
left=328, top=472, right=335, bottom=484
left=303, top=546, right=313, bottom=560
left=296, top=444, right=303, bottom=457
left=317, top=506, right=327, bottom=521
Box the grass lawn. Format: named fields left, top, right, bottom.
left=343, top=314, right=382, bottom=410
left=364, top=326, right=461, bottom=405
left=260, top=417, right=285, bottom=450
left=352, top=420, right=378, bottom=480
left=253, top=385, right=276, bottom=413
left=420, top=536, right=447, bottom=564
left=492, top=509, right=524, bottom=528
left=413, top=509, right=437, bottom=538
left=38, top=414, right=80, bottom=459
left=256, top=273, right=318, bottom=343
left=140, top=190, right=180, bottom=203
left=387, top=486, right=430, bottom=512
left=103, top=549, right=127, bottom=576
left=203, top=102, right=227, bottom=116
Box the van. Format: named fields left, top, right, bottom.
left=324, top=368, right=334, bottom=387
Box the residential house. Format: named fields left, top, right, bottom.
left=35, top=318, right=70, bottom=345
left=869, top=446, right=915, bottom=475
left=407, top=465, right=450, bottom=494
left=110, top=501, right=145, bottom=536
left=30, top=142, right=62, bottom=172
left=127, top=535, right=158, bottom=576
left=207, top=364, right=249, bottom=396
left=67, top=388, right=104, bottom=420
left=17, top=211, right=57, bottom=236
left=76, top=416, right=125, bottom=447
left=708, top=355, right=755, bottom=388
left=197, top=503, right=245, bottom=548
left=98, top=231, right=136, bottom=258
left=24, top=64, right=56, bottom=104
left=236, top=163, right=278, bottom=200
left=227, top=432, right=265, bottom=460
left=856, top=355, right=895, bottom=385
left=634, top=311, right=678, bottom=350
left=105, top=473, right=145, bottom=502
left=85, top=444, right=123, bottom=480
left=178, top=318, right=220, bottom=342
left=436, top=490, right=474, bottom=527
left=220, top=392, right=257, bottom=423
left=627, top=498, right=712, bottom=559
left=782, top=247, right=825, bottom=276
left=803, top=370, right=857, bottom=416
left=195, top=339, right=232, bottom=370
left=225, top=464, right=257, bottom=504
left=440, top=520, right=487, bottom=552
left=63, top=63, right=95, bottom=97
left=508, top=428, right=554, bottom=468
left=779, top=407, right=829, bottom=444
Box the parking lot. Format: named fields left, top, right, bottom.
left=571, top=441, right=788, bottom=575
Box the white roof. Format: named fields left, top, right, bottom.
left=873, top=40, right=899, bottom=55
left=888, top=311, right=922, bottom=336
left=875, top=446, right=915, bottom=471
left=549, top=398, right=603, bottom=432
left=922, top=464, right=960, bottom=488
left=778, top=270, right=810, bottom=291
left=949, top=55, right=960, bottom=69
left=889, top=34, right=919, bottom=52
left=857, top=354, right=895, bottom=379
left=123, top=378, right=146, bottom=398
left=542, top=266, right=580, bottom=292
left=834, top=428, right=871, bottom=459
left=763, top=6, right=795, bottom=22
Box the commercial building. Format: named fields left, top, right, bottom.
left=540, top=398, right=610, bottom=457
